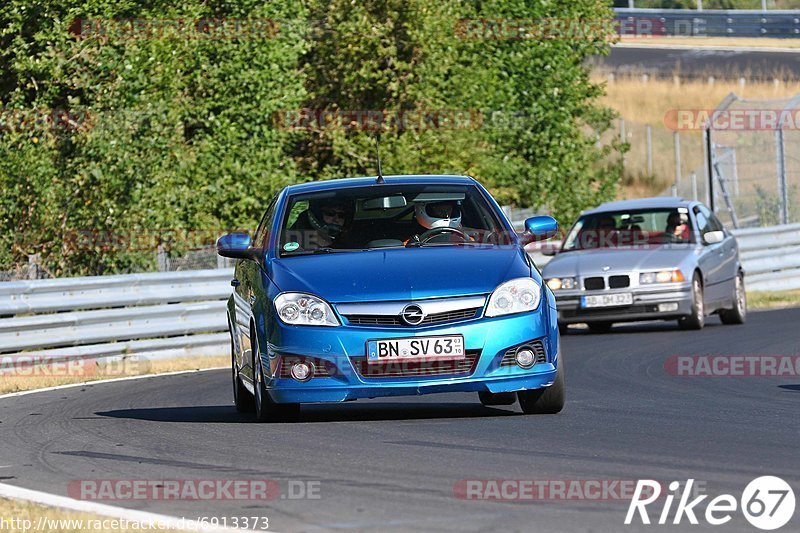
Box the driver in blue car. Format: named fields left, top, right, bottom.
left=406, top=200, right=469, bottom=245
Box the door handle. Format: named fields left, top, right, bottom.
left=230, top=278, right=241, bottom=287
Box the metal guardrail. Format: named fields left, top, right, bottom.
left=0, top=269, right=231, bottom=363
left=0, top=224, right=797, bottom=362
left=731, top=223, right=800, bottom=291
left=615, top=8, right=800, bottom=38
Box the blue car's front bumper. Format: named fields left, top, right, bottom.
left=259, top=307, right=560, bottom=404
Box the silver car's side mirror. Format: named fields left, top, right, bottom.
left=702, top=230, right=724, bottom=245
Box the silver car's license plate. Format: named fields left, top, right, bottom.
left=367, top=335, right=465, bottom=363
left=581, top=293, right=633, bottom=308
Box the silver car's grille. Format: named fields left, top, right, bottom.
left=584, top=277, right=605, bottom=290
left=608, top=275, right=630, bottom=289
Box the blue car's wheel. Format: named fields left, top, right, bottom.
left=251, top=328, right=300, bottom=423
left=518, top=358, right=565, bottom=415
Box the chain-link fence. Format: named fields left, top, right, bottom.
left=672, top=93, right=800, bottom=228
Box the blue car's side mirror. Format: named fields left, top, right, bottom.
left=524, top=216, right=559, bottom=241
left=216, top=233, right=255, bottom=259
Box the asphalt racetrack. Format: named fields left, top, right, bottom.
left=594, top=45, right=800, bottom=80
left=1, top=308, right=798, bottom=532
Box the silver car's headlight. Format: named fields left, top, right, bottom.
left=486, top=278, right=541, bottom=317
left=546, top=277, right=576, bottom=291
left=639, top=269, right=685, bottom=285
left=274, top=293, right=339, bottom=326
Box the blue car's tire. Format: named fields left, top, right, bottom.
left=230, top=323, right=254, bottom=413
left=252, top=331, right=300, bottom=423
left=518, top=359, right=565, bottom=415
left=478, top=391, right=517, bottom=406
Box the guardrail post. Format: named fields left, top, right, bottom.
left=776, top=127, right=789, bottom=225
left=674, top=131, right=681, bottom=190
left=157, top=245, right=170, bottom=272
left=27, top=254, right=41, bottom=280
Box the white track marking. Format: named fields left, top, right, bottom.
left=0, top=367, right=226, bottom=401
left=0, top=482, right=244, bottom=532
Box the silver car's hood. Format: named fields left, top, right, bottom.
left=542, top=246, right=699, bottom=278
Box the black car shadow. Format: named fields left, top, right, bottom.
left=778, top=384, right=800, bottom=392
left=96, top=402, right=519, bottom=424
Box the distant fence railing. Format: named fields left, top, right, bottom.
left=1, top=223, right=797, bottom=362
left=615, top=8, right=800, bottom=38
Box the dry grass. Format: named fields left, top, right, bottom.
left=617, top=37, right=800, bottom=49
left=596, top=75, right=800, bottom=197
left=748, top=289, right=800, bottom=310
left=0, top=498, right=137, bottom=532
left=0, top=355, right=228, bottom=395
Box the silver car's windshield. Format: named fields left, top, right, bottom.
left=562, top=208, right=695, bottom=251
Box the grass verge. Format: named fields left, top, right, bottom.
left=0, top=497, right=139, bottom=532
left=0, top=355, right=228, bottom=395
left=595, top=75, right=800, bottom=198
left=748, top=290, right=800, bottom=310
left=617, top=37, right=800, bottom=50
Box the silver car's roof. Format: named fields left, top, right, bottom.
left=582, top=197, right=696, bottom=216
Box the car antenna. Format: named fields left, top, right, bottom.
left=375, top=133, right=385, bottom=184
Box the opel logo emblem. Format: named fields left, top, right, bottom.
left=602, top=266, right=611, bottom=272
left=401, top=304, right=425, bottom=326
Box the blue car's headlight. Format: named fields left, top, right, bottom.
left=486, top=278, right=541, bottom=317
left=274, top=293, right=340, bottom=326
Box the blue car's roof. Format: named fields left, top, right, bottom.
left=583, top=197, right=695, bottom=216
left=284, top=175, right=478, bottom=195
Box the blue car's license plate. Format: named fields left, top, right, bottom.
left=367, top=335, right=465, bottom=363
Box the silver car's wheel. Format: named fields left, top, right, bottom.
left=720, top=272, right=746, bottom=325
left=679, top=273, right=705, bottom=330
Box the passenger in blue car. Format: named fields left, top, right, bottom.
left=289, top=198, right=354, bottom=249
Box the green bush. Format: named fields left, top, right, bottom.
left=1, top=0, right=623, bottom=276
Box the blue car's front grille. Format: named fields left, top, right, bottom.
left=500, top=340, right=547, bottom=366
left=344, top=307, right=480, bottom=327
left=352, top=350, right=480, bottom=379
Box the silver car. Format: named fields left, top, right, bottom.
left=541, top=197, right=746, bottom=333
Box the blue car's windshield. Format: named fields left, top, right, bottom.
left=278, top=184, right=509, bottom=256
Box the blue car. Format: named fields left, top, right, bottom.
left=217, top=175, right=564, bottom=421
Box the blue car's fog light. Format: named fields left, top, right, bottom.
left=290, top=362, right=314, bottom=382
left=515, top=348, right=536, bottom=369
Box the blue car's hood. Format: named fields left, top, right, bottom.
left=269, top=246, right=531, bottom=303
